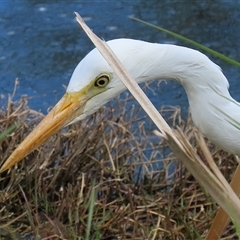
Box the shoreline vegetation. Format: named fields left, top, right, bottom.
left=0, top=93, right=238, bottom=239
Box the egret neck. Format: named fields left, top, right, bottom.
left=1, top=39, right=240, bottom=172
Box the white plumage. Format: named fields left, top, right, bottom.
left=1, top=38, right=240, bottom=172
left=68, top=39, right=240, bottom=155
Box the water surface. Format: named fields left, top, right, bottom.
left=1, top=1, right=240, bottom=118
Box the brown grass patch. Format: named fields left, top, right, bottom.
left=0, top=93, right=238, bottom=239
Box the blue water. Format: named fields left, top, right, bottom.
left=1, top=0, right=240, bottom=118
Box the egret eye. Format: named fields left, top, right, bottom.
left=94, top=74, right=110, bottom=88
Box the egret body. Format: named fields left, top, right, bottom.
left=1, top=38, right=240, bottom=172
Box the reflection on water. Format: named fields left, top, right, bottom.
left=1, top=1, right=240, bottom=116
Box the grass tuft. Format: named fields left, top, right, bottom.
left=0, top=92, right=238, bottom=239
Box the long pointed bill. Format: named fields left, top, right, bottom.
left=0, top=91, right=88, bottom=173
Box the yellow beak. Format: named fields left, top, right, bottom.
left=0, top=91, right=88, bottom=173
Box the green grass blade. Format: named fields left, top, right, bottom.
left=130, top=17, right=240, bottom=68
left=0, top=123, right=19, bottom=143
left=86, top=179, right=96, bottom=240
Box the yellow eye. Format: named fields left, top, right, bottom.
left=94, top=74, right=110, bottom=88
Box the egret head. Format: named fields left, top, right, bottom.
left=0, top=39, right=152, bottom=172
left=65, top=40, right=125, bottom=123
left=65, top=38, right=161, bottom=123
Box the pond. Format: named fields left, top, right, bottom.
left=1, top=1, right=240, bottom=119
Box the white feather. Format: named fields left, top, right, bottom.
left=67, top=39, right=240, bottom=156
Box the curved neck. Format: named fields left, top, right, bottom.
left=130, top=42, right=240, bottom=155
left=132, top=43, right=231, bottom=100
left=130, top=43, right=238, bottom=124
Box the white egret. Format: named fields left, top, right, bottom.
left=1, top=38, right=240, bottom=172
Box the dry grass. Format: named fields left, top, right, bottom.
left=0, top=93, right=239, bottom=240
